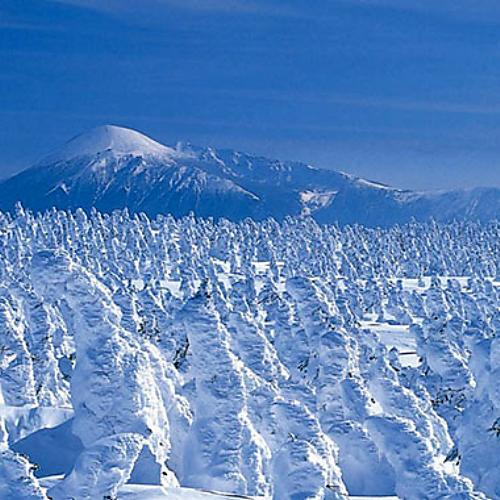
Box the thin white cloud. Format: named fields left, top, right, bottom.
left=340, top=0, right=500, bottom=23
left=50, top=0, right=296, bottom=16
left=182, top=87, right=500, bottom=116
left=0, top=10, right=65, bottom=31
left=318, top=94, right=500, bottom=115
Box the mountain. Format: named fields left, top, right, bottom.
left=0, top=124, right=497, bottom=226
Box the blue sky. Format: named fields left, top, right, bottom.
left=1, top=0, right=499, bottom=189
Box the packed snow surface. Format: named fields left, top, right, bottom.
left=0, top=206, right=498, bottom=499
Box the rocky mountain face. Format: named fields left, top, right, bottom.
left=0, top=125, right=497, bottom=226
left=0, top=207, right=498, bottom=499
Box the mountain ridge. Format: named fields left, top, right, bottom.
left=0, top=125, right=497, bottom=227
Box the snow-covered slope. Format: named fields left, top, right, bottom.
left=0, top=207, right=498, bottom=499
left=43, top=124, right=178, bottom=163
left=0, top=125, right=497, bottom=226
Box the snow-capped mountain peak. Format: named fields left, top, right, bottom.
left=40, top=125, right=179, bottom=164
left=0, top=125, right=497, bottom=226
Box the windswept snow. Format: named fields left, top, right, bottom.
left=0, top=207, right=498, bottom=499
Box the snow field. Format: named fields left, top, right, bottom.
left=0, top=209, right=498, bottom=499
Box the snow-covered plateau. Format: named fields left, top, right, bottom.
left=0, top=206, right=498, bottom=499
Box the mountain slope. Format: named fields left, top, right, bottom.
left=0, top=125, right=497, bottom=226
